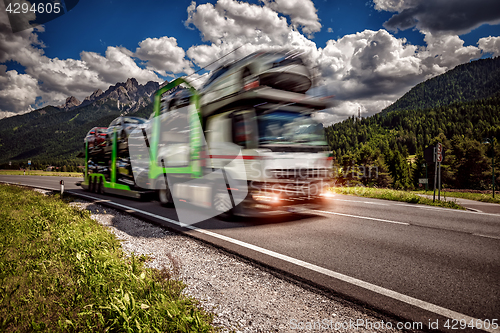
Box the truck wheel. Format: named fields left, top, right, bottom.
left=157, top=179, right=173, bottom=207
left=213, top=185, right=235, bottom=220
left=92, top=176, right=99, bottom=193
left=89, top=176, right=94, bottom=192
left=97, top=177, right=104, bottom=194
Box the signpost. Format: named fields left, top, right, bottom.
left=483, top=138, right=496, bottom=198
left=421, top=163, right=428, bottom=191
left=436, top=143, right=442, bottom=200
left=433, top=146, right=438, bottom=202
left=436, top=143, right=443, bottom=163
left=430, top=143, right=445, bottom=202
left=28, top=160, right=31, bottom=175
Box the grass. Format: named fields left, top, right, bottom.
left=0, top=184, right=217, bottom=332
left=413, top=190, right=500, bottom=205
left=0, top=170, right=83, bottom=178
left=331, top=186, right=466, bottom=210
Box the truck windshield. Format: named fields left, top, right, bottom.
left=257, top=110, right=327, bottom=146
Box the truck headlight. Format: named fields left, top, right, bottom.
left=320, top=191, right=334, bottom=198
left=252, top=193, right=280, bottom=203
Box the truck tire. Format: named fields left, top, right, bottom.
left=213, top=185, right=235, bottom=220
left=97, top=177, right=104, bottom=194
left=89, top=176, right=94, bottom=192
left=92, top=176, right=99, bottom=193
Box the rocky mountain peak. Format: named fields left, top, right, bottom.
left=59, top=96, right=81, bottom=110
left=125, top=78, right=138, bottom=89
left=58, top=78, right=160, bottom=113
left=89, top=89, right=104, bottom=100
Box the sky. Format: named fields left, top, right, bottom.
left=0, top=0, right=499, bottom=124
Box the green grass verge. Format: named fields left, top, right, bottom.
left=331, top=186, right=465, bottom=210
left=0, top=184, right=216, bottom=332
left=0, top=170, right=83, bottom=178
left=413, top=190, right=500, bottom=205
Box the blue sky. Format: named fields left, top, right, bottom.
left=33, top=0, right=496, bottom=61
left=1, top=0, right=499, bottom=122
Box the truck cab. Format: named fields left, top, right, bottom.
left=145, top=79, right=333, bottom=220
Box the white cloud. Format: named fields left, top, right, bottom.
left=185, top=0, right=290, bottom=45
left=80, top=46, right=160, bottom=86
left=260, top=0, right=321, bottom=37
left=312, top=28, right=485, bottom=121
left=184, top=0, right=489, bottom=123
left=373, top=0, right=416, bottom=13
left=185, top=0, right=320, bottom=70
left=317, top=30, right=423, bottom=100
left=135, top=36, right=193, bottom=76
left=478, top=36, right=500, bottom=57
left=0, top=0, right=163, bottom=115
left=0, top=65, right=39, bottom=114
left=0, top=17, right=163, bottom=113
left=417, top=31, right=481, bottom=73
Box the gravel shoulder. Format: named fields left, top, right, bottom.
left=61, top=194, right=419, bottom=332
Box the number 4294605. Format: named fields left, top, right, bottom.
left=444, top=318, right=498, bottom=330
left=5, top=1, right=61, bottom=14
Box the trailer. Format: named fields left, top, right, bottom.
left=81, top=129, right=149, bottom=199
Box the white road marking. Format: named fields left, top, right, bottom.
left=332, top=196, right=500, bottom=216
left=473, top=233, right=500, bottom=240
left=71, top=191, right=498, bottom=333
left=333, top=197, right=446, bottom=210
left=314, top=210, right=410, bottom=225
left=362, top=201, right=388, bottom=205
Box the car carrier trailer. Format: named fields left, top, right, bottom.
left=81, top=129, right=149, bottom=199
left=81, top=76, right=333, bottom=220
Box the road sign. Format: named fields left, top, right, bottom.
left=424, top=146, right=435, bottom=163
left=436, top=143, right=443, bottom=163
left=419, top=178, right=428, bottom=184
left=28, top=160, right=31, bottom=165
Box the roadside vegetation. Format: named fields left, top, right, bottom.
left=0, top=169, right=83, bottom=178
left=331, top=186, right=465, bottom=210
left=0, top=184, right=216, bottom=332
left=325, top=58, right=500, bottom=192
left=413, top=190, right=500, bottom=204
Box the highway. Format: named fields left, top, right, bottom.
left=1, top=175, right=499, bottom=332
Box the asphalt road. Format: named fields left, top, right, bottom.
left=1, top=175, right=499, bottom=332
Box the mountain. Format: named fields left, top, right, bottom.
left=324, top=57, right=500, bottom=190
left=80, top=89, right=104, bottom=107
left=61, top=78, right=159, bottom=113
left=382, top=57, right=500, bottom=114
left=0, top=78, right=160, bottom=165
left=59, top=96, right=81, bottom=110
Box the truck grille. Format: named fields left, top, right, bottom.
left=250, top=180, right=326, bottom=198
left=268, top=168, right=330, bottom=180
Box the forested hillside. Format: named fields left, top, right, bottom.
left=326, top=57, right=500, bottom=190
left=0, top=100, right=127, bottom=169
left=382, top=57, right=500, bottom=113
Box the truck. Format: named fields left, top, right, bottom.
left=81, top=76, right=333, bottom=223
